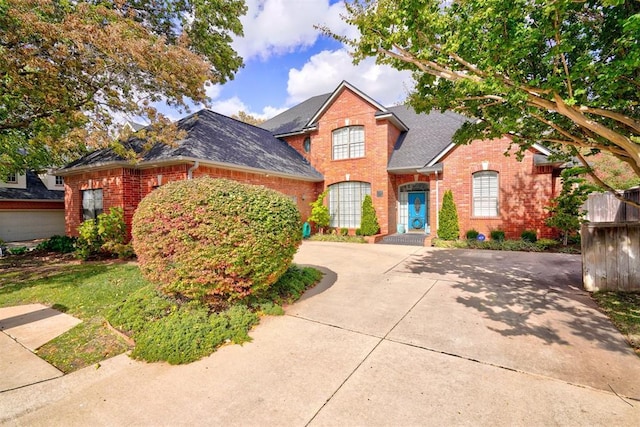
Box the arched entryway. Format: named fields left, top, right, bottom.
left=398, top=182, right=430, bottom=234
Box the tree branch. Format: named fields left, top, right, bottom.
left=575, top=151, right=640, bottom=209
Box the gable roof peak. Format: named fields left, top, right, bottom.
left=306, top=80, right=389, bottom=126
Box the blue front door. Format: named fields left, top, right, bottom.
left=408, top=192, right=426, bottom=230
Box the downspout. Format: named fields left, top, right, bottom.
left=435, top=170, right=440, bottom=233
left=187, top=161, right=200, bottom=180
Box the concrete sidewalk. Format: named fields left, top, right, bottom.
left=1, top=242, right=639, bottom=425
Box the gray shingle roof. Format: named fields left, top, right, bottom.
left=61, top=110, right=323, bottom=181
left=263, top=91, right=469, bottom=171
left=387, top=106, right=469, bottom=172
left=260, top=94, right=330, bottom=135
left=0, top=171, right=64, bottom=201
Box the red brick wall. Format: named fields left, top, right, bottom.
left=283, top=87, right=400, bottom=234
left=434, top=137, right=559, bottom=239
left=64, top=164, right=319, bottom=238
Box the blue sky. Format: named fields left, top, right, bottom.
left=165, top=0, right=414, bottom=121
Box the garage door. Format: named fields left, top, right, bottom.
left=0, top=210, right=65, bottom=242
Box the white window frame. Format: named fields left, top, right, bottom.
left=473, top=171, right=499, bottom=217
left=6, top=173, right=17, bottom=183
left=328, top=181, right=371, bottom=228
left=332, top=126, right=365, bottom=160
left=55, top=176, right=64, bottom=186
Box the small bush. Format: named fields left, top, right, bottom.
left=8, top=246, right=28, bottom=255
left=76, top=207, right=130, bottom=260
left=308, top=190, right=330, bottom=232
left=536, top=238, right=559, bottom=250
left=360, top=194, right=380, bottom=236
left=36, top=235, right=77, bottom=253
left=340, top=228, right=349, bottom=236
left=132, top=178, right=302, bottom=306
left=521, top=230, right=538, bottom=243
left=490, top=229, right=505, bottom=241
left=466, top=229, right=480, bottom=240
left=438, top=190, right=459, bottom=240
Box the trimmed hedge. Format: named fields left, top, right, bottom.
left=360, top=194, right=380, bottom=236
left=437, top=190, right=459, bottom=240
left=132, top=178, right=302, bottom=306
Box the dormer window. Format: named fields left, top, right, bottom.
left=55, top=176, right=64, bottom=186
left=6, top=173, right=17, bottom=184
left=332, top=126, right=364, bottom=160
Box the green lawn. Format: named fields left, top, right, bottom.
left=0, top=259, right=146, bottom=372
left=592, top=291, right=640, bottom=356
left=0, top=254, right=321, bottom=371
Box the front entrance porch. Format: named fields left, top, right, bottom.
left=397, top=182, right=430, bottom=235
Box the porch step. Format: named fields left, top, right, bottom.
left=378, top=233, right=430, bottom=247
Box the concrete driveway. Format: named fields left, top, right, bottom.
left=1, top=242, right=639, bottom=425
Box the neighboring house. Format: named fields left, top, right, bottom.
left=0, top=171, right=65, bottom=242
left=58, top=81, right=562, bottom=240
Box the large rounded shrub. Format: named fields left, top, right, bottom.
left=132, top=178, right=302, bottom=305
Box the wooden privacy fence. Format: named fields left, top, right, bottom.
left=582, top=222, right=640, bottom=292
left=581, top=189, right=640, bottom=292
left=583, top=188, right=640, bottom=223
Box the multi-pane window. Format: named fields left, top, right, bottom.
left=328, top=181, right=371, bottom=228
left=55, top=176, right=64, bottom=186
left=473, top=171, right=499, bottom=217
left=5, top=173, right=17, bottom=183
left=82, top=189, right=104, bottom=220
left=332, top=126, right=365, bottom=160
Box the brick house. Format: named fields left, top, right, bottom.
left=58, top=81, right=561, bottom=240
left=0, top=171, right=65, bottom=241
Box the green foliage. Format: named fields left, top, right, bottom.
left=437, top=190, right=459, bottom=240
left=309, top=233, right=367, bottom=243
left=0, top=0, right=245, bottom=176
left=432, top=237, right=564, bottom=253
left=359, top=194, right=380, bottom=236
left=546, top=167, right=598, bottom=245
left=340, top=228, right=349, bottom=236
left=490, top=229, right=505, bottom=241
left=249, top=265, right=323, bottom=306
left=132, top=178, right=302, bottom=306
left=341, top=0, right=640, bottom=208
left=309, top=190, right=330, bottom=230
left=0, top=262, right=145, bottom=372
left=76, top=207, right=131, bottom=260
left=592, top=291, right=640, bottom=355
left=466, top=229, right=480, bottom=240
left=8, top=246, right=28, bottom=255
left=130, top=305, right=259, bottom=365
left=536, top=238, right=560, bottom=250
left=108, top=265, right=321, bottom=364
left=36, top=235, right=77, bottom=254
left=520, top=230, right=538, bottom=243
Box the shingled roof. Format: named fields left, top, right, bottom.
left=260, top=86, right=470, bottom=172
left=60, top=110, right=323, bottom=181
left=0, top=171, right=64, bottom=201
left=260, top=93, right=331, bottom=136
left=386, top=106, right=469, bottom=173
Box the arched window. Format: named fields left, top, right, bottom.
left=473, top=171, right=499, bottom=217
left=332, top=126, right=364, bottom=160
left=328, top=181, right=371, bottom=228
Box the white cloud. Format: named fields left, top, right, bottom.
left=287, top=49, right=414, bottom=107
left=234, top=0, right=354, bottom=61
left=207, top=93, right=287, bottom=120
